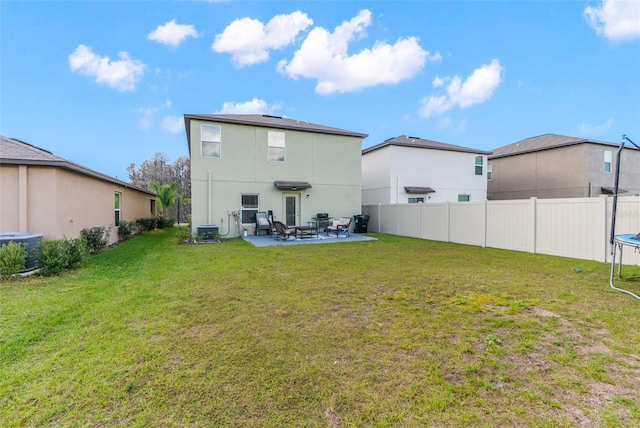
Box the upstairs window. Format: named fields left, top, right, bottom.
left=241, top=194, right=259, bottom=224
left=268, top=131, right=285, bottom=162
left=201, top=124, right=221, bottom=158
left=604, top=150, right=612, bottom=173
left=475, top=156, right=483, bottom=176
left=114, top=192, right=121, bottom=226
left=487, top=162, right=492, bottom=181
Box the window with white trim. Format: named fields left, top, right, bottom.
left=408, top=197, right=425, bottom=203
left=458, top=194, right=470, bottom=202
left=475, top=156, right=483, bottom=176
left=241, top=194, right=259, bottom=224
left=604, top=150, right=612, bottom=173
left=268, top=131, right=285, bottom=162
left=487, top=162, right=492, bottom=181
left=201, top=124, right=221, bottom=158
left=114, top=192, right=121, bottom=226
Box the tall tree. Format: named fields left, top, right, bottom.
left=147, top=181, right=182, bottom=217
left=127, top=152, right=191, bottom=220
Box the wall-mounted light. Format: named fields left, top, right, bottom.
left=306, top=194, right=310, bottom=198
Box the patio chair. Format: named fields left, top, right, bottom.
left=255, top=211, right=271, bottom=236
left=272, top=220, right=295, bottom=240
left=326, top=217, right=352, bottom=237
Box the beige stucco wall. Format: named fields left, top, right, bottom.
left=0, top=164, right=155, bottom=244
left=189, top=119, right=363, bottom=235
left=488, top=145, right=586, bottom=200
left=488, top=144, right=640, bottom=200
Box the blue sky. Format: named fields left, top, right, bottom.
left=2, top=0, right=639, bottom=180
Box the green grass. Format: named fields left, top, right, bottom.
left=2, top=230, right=640, bottom=427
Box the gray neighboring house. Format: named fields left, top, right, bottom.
left=184, top=114, right=367, bottom=236
left=488, top=133, right=640, bottom=200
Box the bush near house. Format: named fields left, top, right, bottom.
left=117, top=220, right=137, bottom=241
left=0, top=241, right=28, bottom=279
left=136, top=216, right=175, bottom=232
left=35, top=237, right=88, bottom=276
left=80, top=227, right=111, bottom=254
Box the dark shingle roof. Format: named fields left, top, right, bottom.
left=184, top=114, right=368, bottom=142
left=362, top=135, right=491, bottom=155
left=0, top=135, right=154, bottom=195
left=489, top=133, right=625, bottom=159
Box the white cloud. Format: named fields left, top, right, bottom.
left=578, top=118, right=614, bottom=136
left=69, top=44, right=145, bottom=92
left=419, top=59, right=503, bottom=118
left=278, top=9, right=438, bottom=94
left=212, top=11, right=313, bottom=67
left=215, top=98, right=282, bottom=115
left=148, top=19, right=199, bottom=48
left=584, top=0, right=640, bottom=41
left=161, top=115, right=185, bottom=134
left=138, top=107, right=158, bottom=129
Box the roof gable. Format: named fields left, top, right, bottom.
left=184, top=114, right=368, bottom=139
left=362, top=135, right=491, bottom=155
left=0, top=136, right=154, bottom=195
left=489, top=133, right=624, bottom=159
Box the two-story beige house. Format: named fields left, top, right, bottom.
left=0, top=136, right=156, bottom=244
left=184, top=114, right=367, bottom=236
left=488, top=133, right=640, bottom=200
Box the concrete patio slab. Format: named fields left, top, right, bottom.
left=243, top=232, right=377, bottom=247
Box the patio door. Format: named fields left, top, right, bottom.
left=283, top=193, right=300, bottom=226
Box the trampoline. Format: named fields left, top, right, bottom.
left=609, top=135, right=640, bottom=300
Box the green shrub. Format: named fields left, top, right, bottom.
left=157, top=216, right=175, bottom=229
left=136, top=217, right=158, bottom=232
left=0, top=241, right=28, bottom=279
left=118, top=220, right=136, bottom=241
left=81, top=227, right=111, bottom=253
left=36, top=237, right=88, bottom=276
left=175, top=226, right=194, bottom=244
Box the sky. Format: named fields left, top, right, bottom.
left=1, top=0, right=639, bottom=180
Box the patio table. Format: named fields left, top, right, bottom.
left=295, top=225, right=318, bottom=239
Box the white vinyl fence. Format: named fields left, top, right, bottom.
left=362, top=195, right=640, bottom=266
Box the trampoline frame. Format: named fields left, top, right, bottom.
left=608, top=135, right=640, bottom=300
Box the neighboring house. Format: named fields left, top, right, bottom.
left=487, top=133, right=640, bottom=200
left=361, top=135, right=491, bottom=205
left=0, top=136, right=156, bottom=244
left=184, top=114, right=367, bottom=236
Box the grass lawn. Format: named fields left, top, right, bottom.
left=2, top=229, right=640, bottom=427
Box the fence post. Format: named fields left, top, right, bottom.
left=482, top=200, right=487, bottom=248
left=446, top=201, right=451, bottom=242
left=530, top=197, right=537, bottom=254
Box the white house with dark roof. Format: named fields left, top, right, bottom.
left=488, top=133, right=640, bottom=200
left=361, top=135, right=491, bottom=205
left=183, top=114, right=367, bottom=236
left=0, top=136, right=156, bottom=243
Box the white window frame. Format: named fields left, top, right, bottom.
left=487, top=162, right=492, bottom=181
left=408, top=197, right=425, bottom=204
left=115, top=192, right=121, bottom=226
left=241, top=194, right=259, bottom=224
left=475, top=156, right=483, bottom=176
left=458, top=194, right=470, bottom=202
left=201, top=124, right=221, bottom=158
left=268, top=131, right=285, bottom=162
left=604, top=150, right=612, bottom=173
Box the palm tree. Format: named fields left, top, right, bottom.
left=148, top=180, right=182, bottom=217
